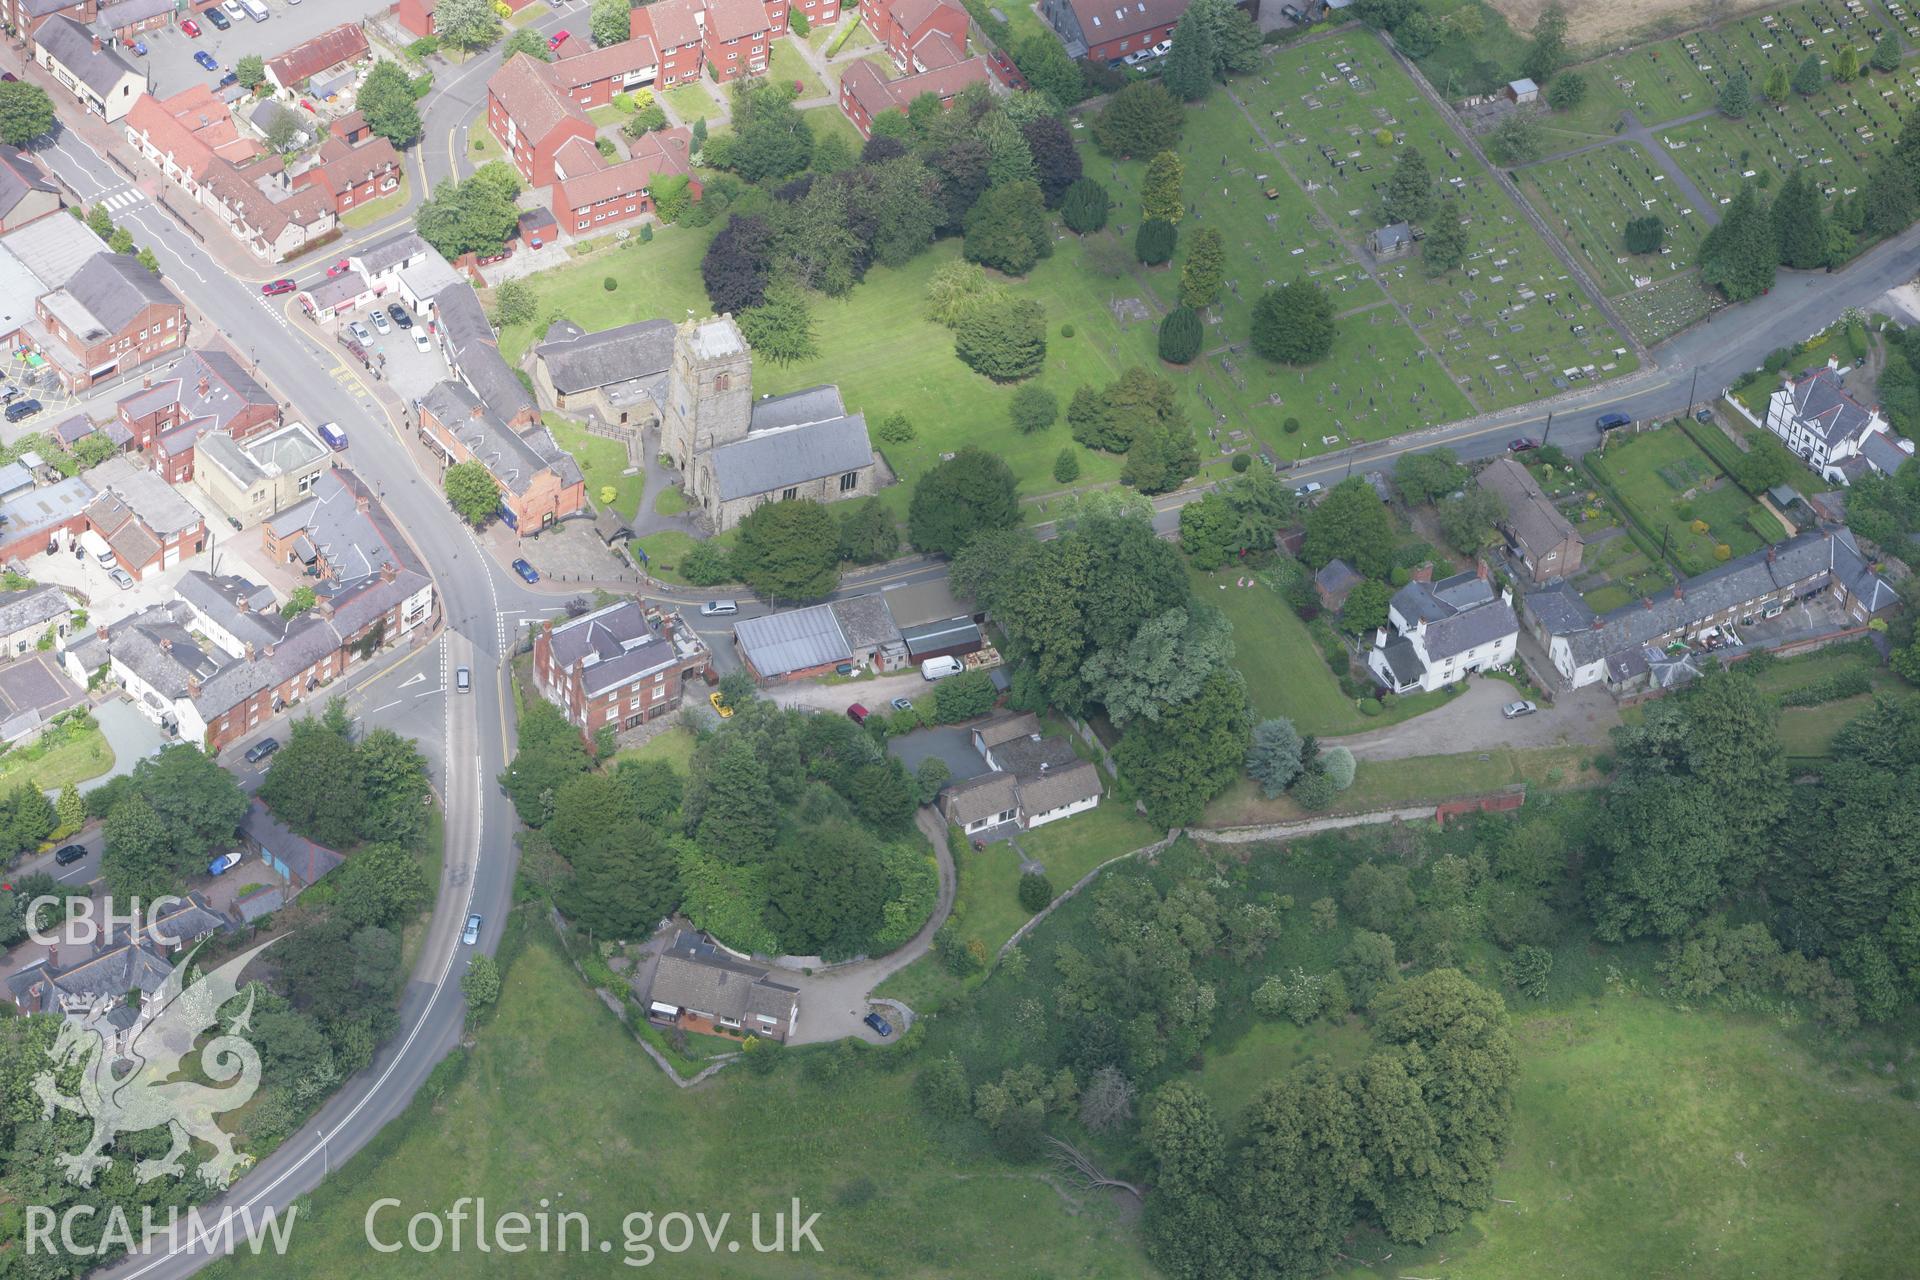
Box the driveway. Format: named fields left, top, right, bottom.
left=767, top=670, right=928, bottom=715
left=1331, top=676, right=1620, bottom=761
left=887, top=725, right=990, bottom=784
left=81, top=696, right=167, bottom=793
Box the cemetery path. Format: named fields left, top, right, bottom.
left=1520, top=108, right=1722, bottom=231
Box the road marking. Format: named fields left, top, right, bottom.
left=400, top=671, right=428, bottom=688
left=367, top=699, right=402, bottom=715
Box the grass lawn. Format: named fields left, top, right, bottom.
left=1589, top=427, right=1773, bottom=575
left=0, top=723, right=112, bottom=793
left=813, top=14, right=873, bottom=54
left=465, top=115, right=502, bottom=167
left=651, top=483, right=687, bottom=516
left=492, top=228, right=715, bottom=365
left=801, top=103, right=864, bottom=157
left=1193, top=566, right=1459, bottom=737
left=612, top=725, right=698, bottom=773
left=340, top=175, right=411, bottom=230
left=632, top=527, right=737, bottom=583
left=586, top=103, right=628, bottom=129
left=766, top=38, right=825, bottom=98
left=1202, top=743, right=1602, bottom=825
left=208, top=926, right=1155, bottom=1280
left=664, top=82, right=724, bottom=125
left=541, top=412, right=642, bottom=520
left=507, top=1, right=548, bottom=23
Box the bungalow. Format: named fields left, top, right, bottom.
left=1367, top=564, right=1519, bottom=694
left=239, top=800, right=344, bottom=891
left=646, top=930, right=800, bottom=1041
left=940, top=711, right=1102, bottom=833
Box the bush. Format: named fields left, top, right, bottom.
left=1017, top=871, right=1053, bottom=913
left=1321, top=745, right=1356, bottom=790
left=1053, top=448, right=1080, bottom=484
left=1008, top=384, right=1059, bottom=434
left=1134, top=218, right=1175, bottom=266
left=1357, top=697, right=1382, bottom=716
left=1231, top=452, right=1252, bottom=473
left=1061, top=323, right=1075, bottom=337
left=602, top=277, right=617, bottom=291
left=875, top=411, right=915, bottom=445
left=678, top=540, right=735, bottom=585
left=1291, top=771, right=1337, bottom=810
left=1157, top=305, right=1203, bottom=363
left=1283, top=416, right=1301, bottom=434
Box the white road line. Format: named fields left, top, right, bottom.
left=367, top=699, right=401, bottom=715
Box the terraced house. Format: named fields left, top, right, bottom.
left=416, top=381, right=585, bottom=535
left=33, top=15, right=145, bottom=122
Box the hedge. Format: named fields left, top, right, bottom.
left=1777, top=667, right=1874, bottom=707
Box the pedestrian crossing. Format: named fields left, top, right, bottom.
left=94, top=187, right=143, bottom=213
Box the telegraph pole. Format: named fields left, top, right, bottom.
left=1686, top=366, right=1700, bottom=419
left=1540, top=410, right=1553, bottom=447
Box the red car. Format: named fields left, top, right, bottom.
left=261, top=278, right=297, bottom=296
left=180, top=16, right=200, bottom=35
left=326, top=259, right=351, bottom=277
left=846, top=703, right=870, bottom=724
left=548, top=29, right=570, bottom=50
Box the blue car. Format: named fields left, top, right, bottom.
left=863, top=1011, right=894, bottom=1037
left=193, top=50, right=218, bottom=71
left=131, top=40, right=148, bottom=55
left=512, top=558, right=539, bottom=584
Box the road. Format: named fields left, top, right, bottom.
left=26, top=102, right=548, bottom=1280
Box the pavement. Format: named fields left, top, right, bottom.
left=1331, top=676, right=1621, bottom=761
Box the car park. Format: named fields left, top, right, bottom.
left=205, top=8, right=229, bottom=29
left=369, top=309, right=390, bottom=335
left=463, top=914, right=482, bottom=945
left=700, top=600, right=737, bottom=616
left=1508, top=436, right=1540, bottom=452
left=194, top=50, right=218, bottom=70
left=512, top=558, right=540, bottom=584
left=387, top=303, right=412, bottom=329
left=846, top=703, right=870, bottom=724
left=244, top=737, right=280, bottom=764
left=109, top=568, right=134, bottom=590
left=1502, top=700, right=1538, bottom=718
left=863, top=1011, right=893, bottom=1037
left=412, top=329, right=433, bottom=353
left=347, top=321, right=372, bottom=344
left=54, top=844, right=87, bottom=866
left=708, top=690, right=733, bottom=718
left=262, top=278, right=296, bottom=295
left=180, top=17, right=201, bottom=35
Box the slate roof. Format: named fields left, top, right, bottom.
left=1421, top=598, right=1519, bottom=660
left=1521, top=584, right=1595, bottom=637
left=1390, top=570, right=1493, bottom=626
left=733, top=604, right=851, bottom=676
left=543, top=600, right=689, bottom=698
left=229, top=884, right=284, bottom=924
left=36, top=15, right=142, bottom=100
left=262, top=470, right=430, bottom=639
left=1377, top=634, right=1424, bottom=687
left=240, top=798, right=345, bottom=888
left=420, top=380, right=552, bottom=497
left=0, top=145, right=57, bottom=223
left=1860, top=430, right=1912, bottom=476
left=879, top=578, right=970, bottom=628
left=708, top=410, right=873, bottom=502
left=535, top=317, right=675, bottom=394
left=0, top=585, right=70, bottom=636
left=650, top=931, right=796, bottom=1021
left=1478, top=457, right=1577, bottom=563
left=829, top=593, right=899, bottom=650
left=1314, top=558, right=1363, bottom=602
left=976, top=711, right=1042, bottom=750
left=1785, top=366, right=1879, bottom=448
left=352, top=227, right=430, bottom=277
left=901, top=616, right=980, bottom=657
left=434, top=283, right=539, bottom=422
left=1370, top=221, right=1412, bottom=252
left=54, top=252, right=180, bottom=337
left=1016, top=756, right=1101, bottom=816
left=7, top=941, right=172, bottom=1014
left=115, top=349, right=275, bottom=435
left=943, top=771, right=1019, bottom=826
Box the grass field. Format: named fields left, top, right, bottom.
left=664, top=82, right=724, bottom=124
left=766, top=39, right=826, bottom=99
left=611, top=725, right=697, bottom=773
left=340, top=175, right=411, bottom=230
left=0, top=722, right=111, bottom=793
left=1589, top=427, right=1775, bottom=575
left=1202, top=742, right=1603, bottom=824
left=542, top=413, right=642, bottom=519
left=800, top=102, right=865, bottom=157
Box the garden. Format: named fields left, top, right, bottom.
left=1587, top=425, right=1780, bottom=575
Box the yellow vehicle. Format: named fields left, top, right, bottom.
left=709, top=691, right=733, bottom=718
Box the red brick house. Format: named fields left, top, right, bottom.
left=551, top=127, right=699, bottom=236
left=416, top=380, right=586, bottom=535
left=485, top=53, right=594, bottom=186
left=292, top=135, right=402, bottom=216
left=29, top=252, right=187, bottom=392
left=328, top=110, right=372, bottom=145
left=0, top=0, right=93, bottom=46
left=550, top=35, right=662, bottom=109
left=631, top=0, right=798, bottom=86
left=263, top=24, right=370, bottom=93
left=838, top=55, right=990, bottom=138
left=860, top=0, right=969, bottom=71
left=115, top=349, right=281, bottom=483
left=532, top=600, right=711, bottom=738
left=1040, top=0, right=1184, bottom=64
left=630, top=0, right=706, bottom=88
left=394, top=0, right=540, bottom=39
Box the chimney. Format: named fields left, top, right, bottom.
left=160, top=637, right=172, bottom=651
left=91, top=34, right=100, bottom=53
left=186, top=674, right=201, bottom=698
left=1766, top=546, right=1775, bottom=564
left=356, top=492, right=370, bottom=514
left=1673, top=585, right=1684, bottom=601
left=244, top=641, right=255, bottom=661
left=94, top=624, right=107, bottom=642
left=1411, top=563, right=1433, bottom=584
left=1375, top=626, right=1387, bottom=647
left=1415, top=615, right=1427, bottom=638
left=233, top=592, right=248, bottom=613
left=379, top=560, right=396, bottom=584
left=1643, top=597, right=1653, bottom=610
left=197, top=375, right=210, bottom=399
left=469, top=404, right=485, bottom=420
left=142, top=374, right=152, bottom=390
left=1475, top=558, right=1489, bottom=581
left=265, top=642, right=277, bottom=659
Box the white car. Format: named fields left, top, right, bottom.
left=1294, top=481, right=1324, bottom=499
left=347, top=321, right=372, bottom=344
left=1502, top=700, right=1538, bottom=719
left=369, top=309, right=391, bottom=335
left=413, top=328, right=433, bottom=353
left=1150, top=39, right=1172, bottom=56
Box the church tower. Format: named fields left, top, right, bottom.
left=661, top=314, right=754, bottom=475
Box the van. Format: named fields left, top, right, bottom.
left=80, top=530, right=116, bottom=569
left=316, top=422, right=348, bottom=451
left=238, top=0, right=267, bottom=20
left=920, top=655, right=965, bottom=681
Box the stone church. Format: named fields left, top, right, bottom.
left=659, top=315, right=882, bottom=531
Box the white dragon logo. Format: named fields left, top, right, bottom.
left=33, top=939, right=274, bottom=1189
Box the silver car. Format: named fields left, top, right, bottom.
left=463, top=913, right=482, bottom=945
left=1502, top=700, right=1538, bottom=718
left=369, top=308, right=391, bottom=335
left=347, top=321, right=373, bottom=344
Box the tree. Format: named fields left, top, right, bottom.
left=264, top=105, right=304, bottom=154
left=1873, top=38, right=1901, bottom=74
left=738, top=276, right=817, bottom=365
left=1302, top=476, right=1394, bottom=576
left=1342, top=579, right=1392, bottom=632
left=1079, top=1066, right=1136, bottom=1135
left=1247, top=718, right=1305, bottom=797
left=688, top=736, right=777, bottom=865
left=1763, top=63, right=1792, bottom=102
left=1382, top=150, right=1433, bottom=224
left=1545, top=71, right=1586, bottom=110
left=909, top=448, right=1020, bottom=554
left=1717, top=69, right=1752, bottom=118
left=101, top=795, right=173, bottom=900
left=332, top=842, right=432, bottom=929
left=836, top=499, right=898, bottom=564
left=357, top=729, right=431, bottom=844
left=54, top=783, right=82, bottom=833
left=461, top=954, right=501, bottom=1016
left=914, top=756, right=952, bottom=804
left=1793, top=53, right=1825, bottom=96
left=1772, top=171, right=1829, bottom=269
left=1084, top=604, right=1234, bottom=727
left=1486, top=111, right=1543, bottom=165
left=763, top=825, right=891, bottom=957
left=1122, top=420, right=1200, bottom=494
left=108, top=226, right=134, bottom=255
left=1520, top=1, right=1567, bottom=83
left=1699, top=184, right=1777, bottom=301
left=719, top=79, right=814, bottom=181
left=1017, top=871, right=1054, bottom=912
left=1013, top=34, right=1085, bottom=109
left=432, top=0, right=503, bottom=48
left=443, top=460, right=500, bottom=525
left=963, top=180, right=1052, bottom=275
left=980, top=110, right=1036, bottom=188
left=925, top=259, right=993, bottom=326
left=0, top=81, right=54, bottom=147
left=732, top=499, right=839, bottom=600
left=138, top=246, right=160, bottom=274
left=701, top=213, right=774, bottom=313
left=235, top=54, right=266, bottom=90
left=558, top=824, right=679, bottom=939
left=1092, top=82, right=1185, bottom=157
left=1251, top=277, right=1337, bottom=365
left=260, top=719, right=364, bottom=849
left=591, top=0, right=635, bottom=45
left=1143, top=151, right=1186, bottom=225
left=500, top=701, right=590, bottom=825
left=1179, top=228, right=1226, bottom=309
left=1114, top=669, right=1252, bottom=826
left=86, top=203, right=113, bottom=240
left=1158, top=306, right=1204, bottom=363
left=1836, top=45, right=1860, bottom=83
left=1010, top=384, right=1059, bottom=434
left=953, top=293, right=1047, bottom=382
left=1437, top=486, right=1505, bottom=552
left=415, top=168, right=521, bottom=258
left=1624, top=214, right=1665, bottom=253
left=1393, top=446, right=1466, bottom=504
left=1061, top=178, right=1111, bottom=234
left=1162, top=0, right=1218, bottom=99
left=491, top=277, right=538, bottom=328
left=1135, top=218, right=1177, bottom=266
left=359, top=61, right=424, bottom=149
left=1022, top=115, right=1083, bottom=207
left=1421, top=200, right=1468, bottom=274
left=502, top=30, right=553, bottom=62
left=1054, top=448, right=1080, bottom=484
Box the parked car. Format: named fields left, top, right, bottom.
left=846, top=703, right=870, bottom=724
left=412, top=329, right=432, bottom=353
left=890, top=697, right=913, bottom=711
left=387, top=303, right=413, bottom=329
left=708, top=690, right=733, bottom=718
left=54, top=844, right=87, bottom=866
left=193, top=49, right=218, bottom=71
left=1502, top=700, right=1538, bottom=718
left=368, top=309, right=390, bottom=335
left=1694, top=407, right=1714, bottom=423
left=340, top=336, right=367, bottom=364
left=1150, top=39, right=1172, bottom=55
left=512, top=558, right=539, bottom=584
left=109, top=568, right=134, bottom=590
left=456, top=666, right=471, bottom=693
left=205, top=8, right=229, bottom=29
left=326, top=259, right=351, bottom=277
left=244, top=737, right=280, bottom=764
left=863, top=1011, right=894, bottom=1037
left=1508, top=436, right=1540, bottom=452
left=347, top=321, right=372, bottom=344
left=131, top=39, right=148, bottom=55
left=216, top=71, right=238, bottom=89
left=548, top=29, right=570, bottom=50
left=700, top=600, right=738, bottom=616
left=261, top=278, right=296, bottom=295
left=463, top=914, right=482, bottom=945
left=1281, top=2, right=1304, bottom=18
left=920, top=655, right=964, bottom=681
left=1595, top=412, right=1633, bottom=431
left=5, top=399, right=41, bottom=423
left=1294, top=480, right=1324, bottom=499
left=180, top=17, right=202, bottom=36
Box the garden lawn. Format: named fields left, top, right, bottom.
left=612, top=725, right=698, bottom=773
left=0, top=723, right=112, bottom=793
left=802, top=103, right=864, bottom=157
left=492, top=229, right=716, bottom=364
left=1589, top=427, right=1774, bottom=575
left=466, top=115, right=502, bottom=166
left=632, top=528, right=737, bottom=584
left=340, top=175, right=410, bottom=230
left=208, top=927, right=1154, bottom=1280
left=1201, top=743, right=1602, bottom=824
left=664, top=82, right=724, bottom=124
left=541, top=413, right=642, bottom=520
left=767, top=38, right=826, bottom=99
left=813, top=15, right=874, bottom=54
